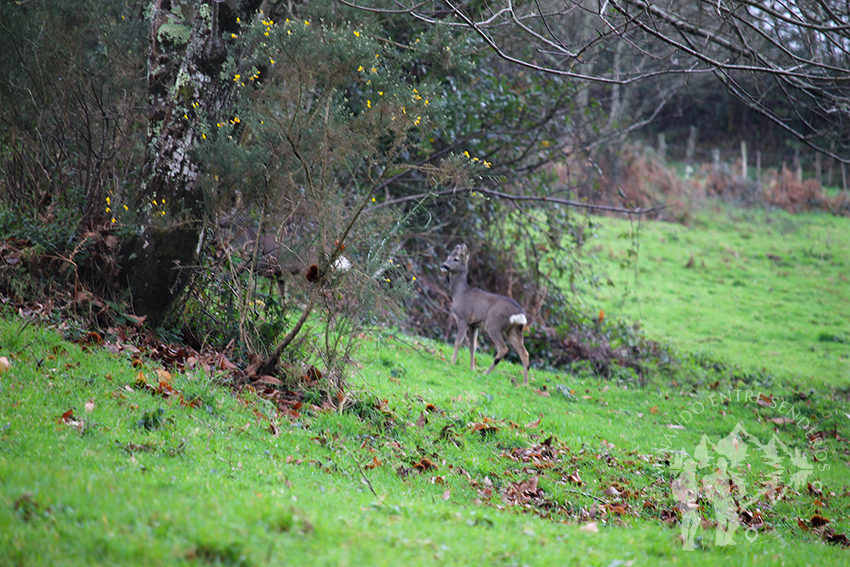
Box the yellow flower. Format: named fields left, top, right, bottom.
left=202, top=133, right=206, bottom=139
left=354, top=31, right=360, bottom=37
left=378, top=91, right=383, bottom=96
left=231, top=33, right=237, bottom=38
left=358, top=65, right=364, bottom=72
left=367, top=100, right=371, bottom=108
left=233, top=74, right=241, bottom=81
left=371, top=67, right=377, bottom=73
left=270, top=58, right=275, bottom=64
left=161, top=211, right=166, bottom=216
left=111, top=218, right=116, bottom=224
left=464, top=151, right=470, bottom=158
left=264, top=31, right=269, bottom=36
left=152, top=200, right=157, bottom=205
left=484, top=161, right=491, bottom=168
left=304, top=20, right=310, bottom=25
left=371, top=197, right=376, bottom=202
left=106, top=196, right=110, bottom=204
left=105, top=207, right=111, bottom=213
left=123, top=205, right=128, bottom=211
left=412, top=276, right=416, bottom=282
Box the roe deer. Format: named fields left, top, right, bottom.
left=440, top=243, right=530, bottom=385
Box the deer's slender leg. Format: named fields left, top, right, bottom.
left=469, top=326, right=479, bottom=371
left=484, top=322, right=510, bottom=376
left=507, top=325, right=530, bottom=386
left=452, top=319, right=468, bottom=366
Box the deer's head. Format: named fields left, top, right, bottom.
left=440, top=243, right=469, bottom=274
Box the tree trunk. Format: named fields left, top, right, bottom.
left=124, top=1, right=235, bottom=325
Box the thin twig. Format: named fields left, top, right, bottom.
left=370, top=186, right=666, bottom=215
left=342, top=445, right=378, bottom=496
left=564, top=488, right=608, bottom=503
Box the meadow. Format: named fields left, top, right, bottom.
left=587, top=205, right=850, bottom=385
left=1, top=204, right=849, bottom=566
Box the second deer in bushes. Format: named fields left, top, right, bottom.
left=440, top=243, right=530, bottom=385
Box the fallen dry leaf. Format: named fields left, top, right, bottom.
left=442, top=488, right=451, bottom=501
left=413, top=457, right=438, bottom=472
left=84, top=400, right=95, bottom=413
left=580, top=522, right=599, bottom=533
left=60, top=409, right=84, bottom=430
left=0, top=356, right=10, bottom=374
left=769, top=417, right=795, bottom=425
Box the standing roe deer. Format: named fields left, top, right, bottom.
left=440, top=243, right=530, bottom=385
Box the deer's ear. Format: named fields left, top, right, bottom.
left=458, top=243, right=469, bottom=259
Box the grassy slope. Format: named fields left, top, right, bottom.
left=0, top=203, right=850, bottom=567
left=588, top=205, right=850, bottom=385
left=1, top=207, right=850, bottom=566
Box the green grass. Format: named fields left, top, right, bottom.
left=586, top=205, right=850, bottom=386
left=1, top=306, right=849, bottom=565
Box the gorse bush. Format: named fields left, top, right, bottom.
left=178, top=14, right=478, bottom=393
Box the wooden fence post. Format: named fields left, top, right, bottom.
left=657, top=133, right=666, bottom=163
left=815, top=152, right=822, bottom=188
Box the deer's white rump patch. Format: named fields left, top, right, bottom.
left=510, top=314, right=527, bottom=326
